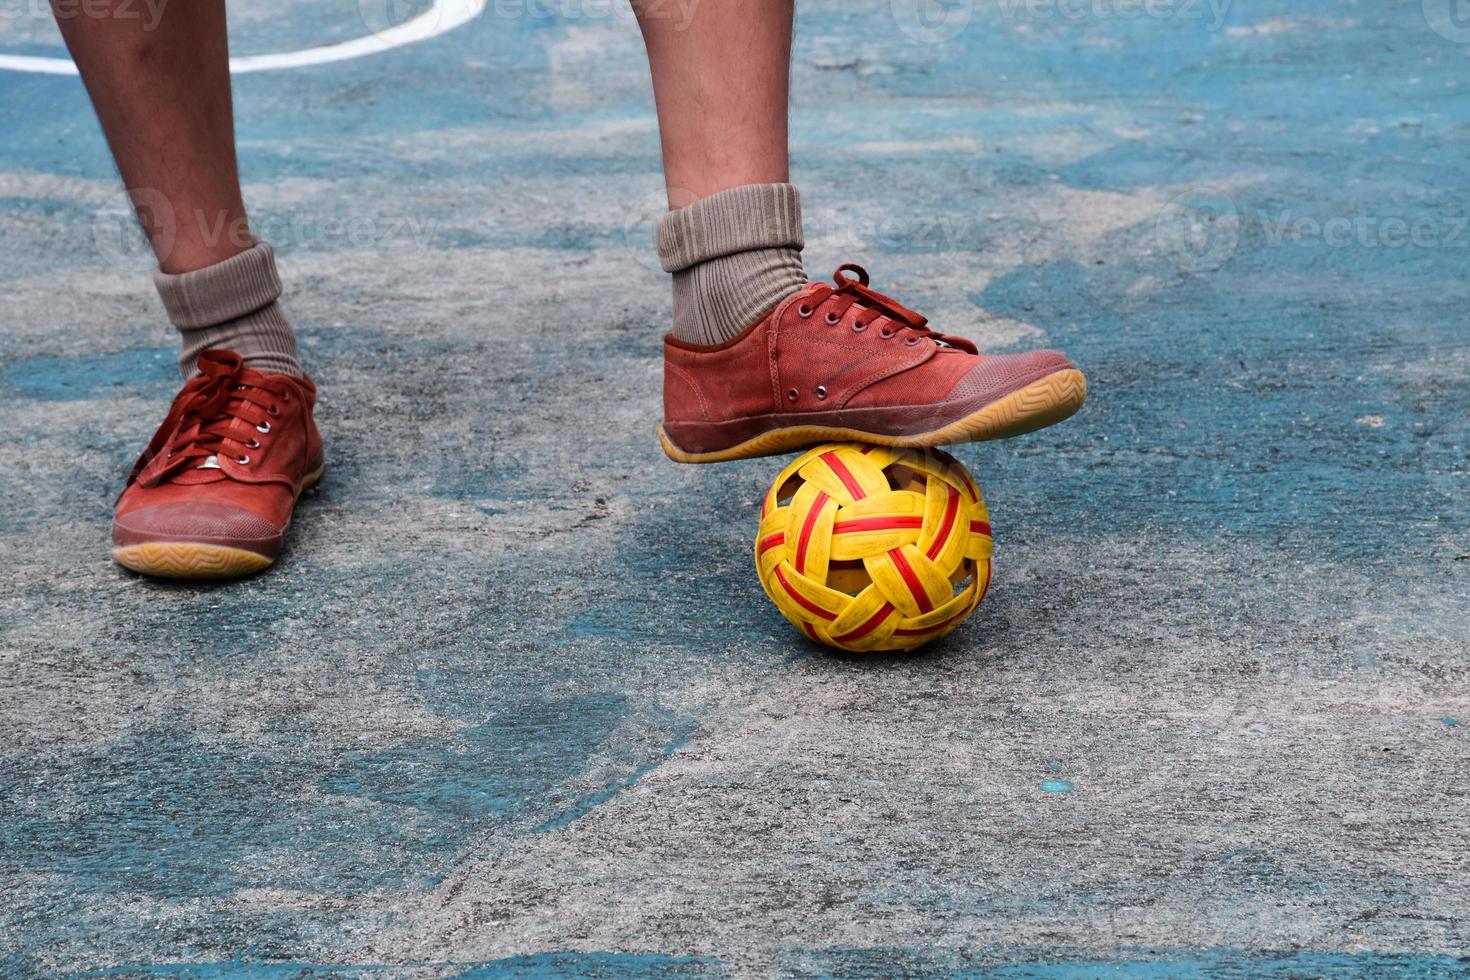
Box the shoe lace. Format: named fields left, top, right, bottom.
left=127, top=349, right=293, bottom=487
left=799, top=264, right=978, bottom=354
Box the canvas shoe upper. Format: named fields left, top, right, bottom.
left=659, top=264, right=1087, bottom=463
left=112, top=348, right=324, bottom=578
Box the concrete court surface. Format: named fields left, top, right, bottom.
left=1, top=0, right=1468, bottom=975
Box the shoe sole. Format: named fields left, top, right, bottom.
left=111, top=462, right=326, bottom=580
left=659, top=367, right=1087, bottom=464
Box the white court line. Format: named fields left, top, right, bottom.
left=0, top=0, right=486, bottom=75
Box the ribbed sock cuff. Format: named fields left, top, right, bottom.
left=670, top=248, right=807, bottom=346
left=155, top=240, right=283, bottom=328
left=155, top=241, right=302, bottom=379
left=656, top=183, right=804, bottom=273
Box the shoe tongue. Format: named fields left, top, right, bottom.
left=172, top=458, right=227, bottom=485
left=172, top=468, right=227, bottom=486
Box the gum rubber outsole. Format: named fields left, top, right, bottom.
left=659, top=368, right=1088, bottom=464
left=111, top=463, right=326, bottom=580
left=110, top=542, right=275, bottom=579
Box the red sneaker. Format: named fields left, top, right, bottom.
left=112, top=349, right=325, bottom=579
left=659, top=264, right=1087, bottom=463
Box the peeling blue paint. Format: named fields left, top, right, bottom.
left=0, top=693, right=697, bottom=906
left=533, top=724, right=697, bottom=833
left=83, top=952, right=724, bottom=979
left=321, top=693, right=636, bottom=827
left=2, top=346, right=174, bottom=401
left=777, top=948, right=1470, bottom=978
left=453, top=951, right=722, bottom=978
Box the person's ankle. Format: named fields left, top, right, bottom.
left=669, top=247, right=805, bottom=346
left=658, top=183, right=807, bottom=346
left=154, top=240, right=303, bottom=379
left=178, top=300, right=302, bottom=378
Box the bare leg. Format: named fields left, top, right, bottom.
left=633, top=0, right=793, bottom=206
left=51, top=0, right=250, bottom=273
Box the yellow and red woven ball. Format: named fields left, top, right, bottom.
left=755, top=443, right=993, bottom=652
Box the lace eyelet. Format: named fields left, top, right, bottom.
left=797, top=305, right=813, bottom=318
left=815, top=385, right=828, bottom=400
left=824, top=312, right=840, bottom=325
left=903, top=336, right=922, bottom=346
left=236, top=455, right=250, bottom=466
left=879, top=329, right=895, bottom=340
left=257, top=421, right=271, bottom=434
left=245, top=438, right=261, bottom=449
left=268, top=404, right=280, bottom=417
left=852, top=322, right=868, bottom=333
left=787, top=388, right=799, bottom=401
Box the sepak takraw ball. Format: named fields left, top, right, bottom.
left=755, top=443, right=993, bottom=652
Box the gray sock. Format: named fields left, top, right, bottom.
left=154, top=240, right=302, bottom=378
left=656, top=183, right=807, bottom=346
